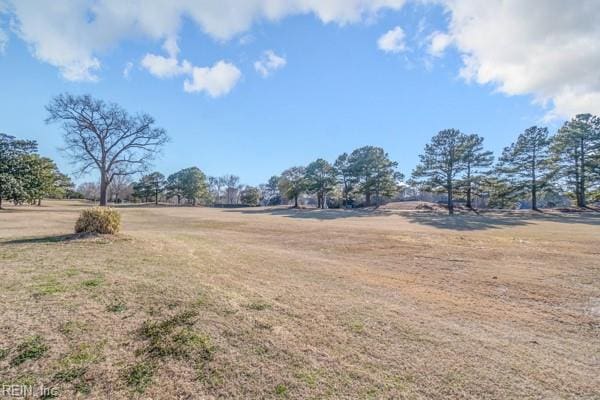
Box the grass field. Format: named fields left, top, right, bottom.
left=1, top=201, right=599, bottom=399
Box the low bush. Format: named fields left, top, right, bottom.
left=74, top=207, right=121, bottom=234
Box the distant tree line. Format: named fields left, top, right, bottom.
left=271, top=145, right=403, bottom=208
left=2, top=93, right=598, bottom=215
left=411, top=115, right=600, bottom=213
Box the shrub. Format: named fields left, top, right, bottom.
left=74, top=207, right=121, bottom=234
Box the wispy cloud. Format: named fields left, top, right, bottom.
left=254, top=50, right=286, bottom=78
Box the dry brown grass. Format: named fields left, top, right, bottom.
left=0, top=200, right=599, bottom=399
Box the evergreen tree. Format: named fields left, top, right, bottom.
left=305, top=158, right=336, bottom=208
left=146, top=172, right=165, bottom=205
left=551, top=114, right=600, bottom=207
left=347, top=146, right=400, bottom=206
left=166, top=171, right=185, bottom=205
left=278, top=166, right=307, bottom=208
left=0, top=133, right=38, bottom=208
left=459, top=134, right=494, bottom=208
left=240, top=186, right=261, bottom=206
left=334, top=153, right=354, bottom=207
left=133, top=176, right=154, bottom=203
left=412, top=129, right=468, bottom=214
left=497, top=126, right=554, bottom=210
left=22, top=154, right=65, bottom=206
left=178, top=167, right=208, bottom=206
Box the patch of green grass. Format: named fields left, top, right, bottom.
left=106, top=302, right=127, bottom=313
left=64, top=268, right=80, bottom=277
left=390, top=374, right=415, bottom=392
left=11, top=335, right=48, bottom=366
left=54, top=366, right=87, bottom=383
left=60, top=342, right=103, bottom=366
left=135, top=308, right=213, bottom=389
left=59, top=320, right=88, bottom=337
left=275, top=383, right=288, bottom=396
left=141, top=322, right=213, bottom=360
left=347, top=320, right=365, bottom=334
left=34, top=279, right=65, bottom=296
left=0, top=374, right=37, bottom=387
left=139, top=310, right=198, bottom=342
left=81, top=278, right=102, bottom=288
left=296, top=370, right=319, bottom=387
left=0, top=348, right=8, bottom=360
left=124, top=361, right=155, bottom=393
left=254, top=320, right=272, bottom=330
left=246, top=301, right=271, bottom=311
left=197, top=365, right=224, bottom=388
left=74, top=381, right=92, bottom=395
left=54, top=342, right=103, bottom=391
left=254, top=345, right=269, bottom=355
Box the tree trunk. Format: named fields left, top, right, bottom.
left=365, top=192, right=371, bottom=206
left=155, top=191, right=158, bottom=205
left=38, top=198, right=41, bottom=206
left=447, top=185, right=454, bottom=215
left=579, top=137, right=586, bottom=207
left=177, top=195, right=181, bottom=205
left=465, top=165, right=472, bottom=209
left=531, top=149, right=537, bottom=210
left=294, top=195, right=298, bottom=208
left=99, top=172, right=108, bottom=206
left=0, top=196, right=3, bottom=209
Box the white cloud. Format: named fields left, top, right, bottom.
left=183, top=61, right=241, bottom=97
left=122, top=61, right=133, bottom=79
left=0, top=27, right=7, bottom=54
left=427, top=31, right=451, bottom=57
left=140, top=38, right=241, bottom=96
left=141, top=53, right=192, bottom=78
left=0, top=0, right=9, bottom=53
left=254, top=50, right=286, bottom=77
left=3, top=0, right=406, bottom=82
left=436, top=0, right=600, bottom=118
left=377, top=26, right=406, bottom=53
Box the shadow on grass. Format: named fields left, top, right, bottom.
left=225, top=206, right=600, bottom=230
left=1, top=234, right=75, bottom=245
left=406, top=210, right=600, bottom=230
left=0, top=233, right=98, bottom=245
left=223, top=206, right=393, bottom=220
left=403, top=212, right=531, bottom=231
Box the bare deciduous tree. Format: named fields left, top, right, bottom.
left=109, top=174, right=133, bottom=203
left=46, top=93, right=168, bottom=206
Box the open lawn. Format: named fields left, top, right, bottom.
left=0, top=201, right=599, bottom=399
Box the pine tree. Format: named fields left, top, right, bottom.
left=459, top=134, right=494, bottom=208
left=347, top=146, right=400, bottom=206
left=305, top=159, right=336, bottom=208
left=146, top=172, right=166, bottom=205
left=178, top=167, right=208, bottom=206
left=412, top=129, right=468, bottom=214
left=334, top=153, right=354, bottom=207
left=278, top=167, right=306, bottom=208
left=497, top=126, right=554, bottom=210
left=551, top=114, right=600, bottom=207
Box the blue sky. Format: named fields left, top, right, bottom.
left=1, top=1, right=597, bottom=186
